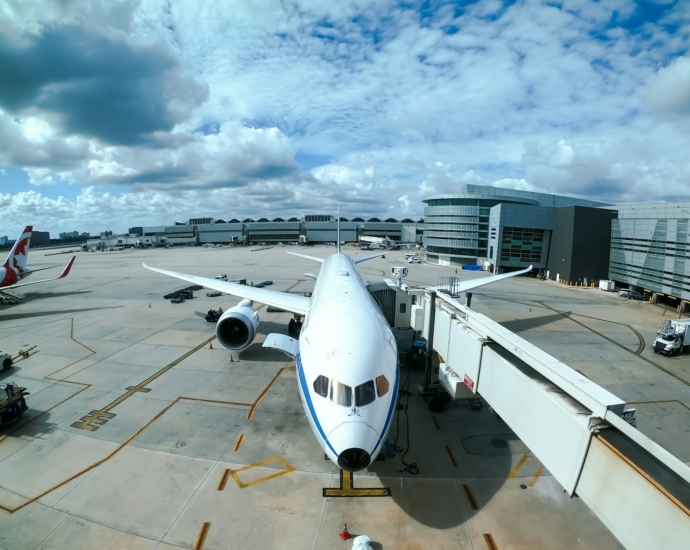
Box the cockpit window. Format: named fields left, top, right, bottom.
left=375, top=375, right=389, bottom=397
left=330, top=381, right=352, bottom=407
left=355, top=380, right=376, bottom=407
left=313, top=375, right=329, bottom=398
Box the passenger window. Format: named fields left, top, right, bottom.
left=376, top=375, right=389, bottom=397
left=355, top=380, right=376, bottom=407
left=313, top=375, right=329, bottom=398
left=330, top=381, right=352, bottom=407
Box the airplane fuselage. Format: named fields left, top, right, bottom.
left=296, top=253, right=399, bottom=471
left=0, top=265, right=30, bottom=288
left=144, top=245, right=531, bottom=473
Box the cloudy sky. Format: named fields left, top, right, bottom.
left=1, top=0, right=689, bottom=237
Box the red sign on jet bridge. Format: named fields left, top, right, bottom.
left=463, top=374, right=475, bottom=391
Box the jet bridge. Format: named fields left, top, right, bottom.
left=409, top=290, right=690, bottom=550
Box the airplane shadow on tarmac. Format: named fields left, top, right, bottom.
left=21, top=290, right=94, bottom=301
left=0, top=305, right=122, bottom=322
left=499, top=311, right=569, bottom=334
left=362, top=363, right=517, bottom=529
left=0, top=406, right=57, bottom=440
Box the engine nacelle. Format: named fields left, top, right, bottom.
left=216, top=299, right=260, bottom=350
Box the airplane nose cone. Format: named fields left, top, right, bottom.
left=337, top=447, right=371, bottom=472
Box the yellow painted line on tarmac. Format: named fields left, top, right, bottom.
left=527, top=465, right=544, bottom=487
left=507, top=453, right=531, bottom=479
left=228, top=456, right=295, bottom=489
left=72, top=333, right=218, bottom=430
left=2, top=313, right=295, bottom=513
left=234, top=433, right=245, bottom=452
left=194, top=522, right=211, bottom=550
left=446, top=445, right=458, bottom=468
left=246, top=366, right=288, bottom=420
left=483, top=533, right=499, bottom=550
left=1, top=319, right=94, bottom=446
left=323, top=470, right=391, bottom=498
left=462, top=484, right=478, bottom=510
left=217, top=470, right=231, bottom=491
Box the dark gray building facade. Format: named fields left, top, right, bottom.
left=546, top=206, right=618, bottom=284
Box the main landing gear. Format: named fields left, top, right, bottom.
left=288, top=315, right=303, bottom=336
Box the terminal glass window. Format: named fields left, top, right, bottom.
left=330, top=381, right=352, bottom=407
left=375, top=375, right=389, bottom=397
left=354, top=381, right=376, bottom=407
left=500, top=227, right=544, bottom=263
left=313, top=375, right=329, bottom=398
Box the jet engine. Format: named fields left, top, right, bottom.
left=216, top=299, right=260, bottom=350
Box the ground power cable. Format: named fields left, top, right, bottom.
left=387, top=356, right=419, bottom=475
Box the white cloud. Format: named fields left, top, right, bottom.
left=638, top=56, right=690, bottom=117
left=2, top=0, right=690, bottom=234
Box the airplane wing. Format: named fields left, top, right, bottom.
left=2, top=257, right=76, bottom=290
left=286, top=252, right=324, bottom=264
left=143, top=263, right=311, bottom=315
left=23, top=264, right=63, bottom=275
left=353, top=252, right=387, bottom=264
left=448, top=265, right=533, bottom=294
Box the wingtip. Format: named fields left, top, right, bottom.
left=59, top=256, right=76, bottom=278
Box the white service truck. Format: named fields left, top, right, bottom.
left=653, top=319, right=690, bottom=356
left=1, top=351, right=12, bottom=371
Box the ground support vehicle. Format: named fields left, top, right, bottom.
left=653, top=319, right=690, bottom=356
left=1, top=352, right=12, bottom=371
left=205, top=309, right=221, bottom=322
left=0, top=382, right=29, bottom=427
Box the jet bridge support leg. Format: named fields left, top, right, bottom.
left=420, top=291, right=443, bottom=396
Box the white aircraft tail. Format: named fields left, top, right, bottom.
left=3, top=226, right=32, bottom=273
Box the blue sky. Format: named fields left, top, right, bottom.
left=1, top=0, right=690, bottom=237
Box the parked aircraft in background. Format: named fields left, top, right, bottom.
left=144, top=220, right=531, bottom=472
left=0, top=226, right=76, bottom=300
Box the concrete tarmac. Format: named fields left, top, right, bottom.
left=1, top=244, right=681, bottom=549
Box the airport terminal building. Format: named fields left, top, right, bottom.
left=608, top=202, right=690, bottom=304
left=423, top=186, right=611, bottom=278
left=85, top=184, right=690, bottom=304
left=88, top=216, right=423, bottom=249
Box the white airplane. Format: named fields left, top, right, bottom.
left=143, top=223, right=531, bottom=472
left=1, top=226, right=76, bottom=299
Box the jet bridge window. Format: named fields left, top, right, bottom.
left=330, top=381, right=352, bottom=407
left=375, top=375, right=389, bottom=397
left=355, top=380, right=376, bottom=407
left=313, top=375, right=329, bottom=398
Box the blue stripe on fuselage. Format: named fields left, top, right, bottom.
left=297, top=353, right=400, bottom=460
left=296, top=352, right=338, bottom=457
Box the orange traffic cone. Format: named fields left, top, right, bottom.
left=230, top=356, right=234, bottom=363
left=339, top=524, right=351, bottom=541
